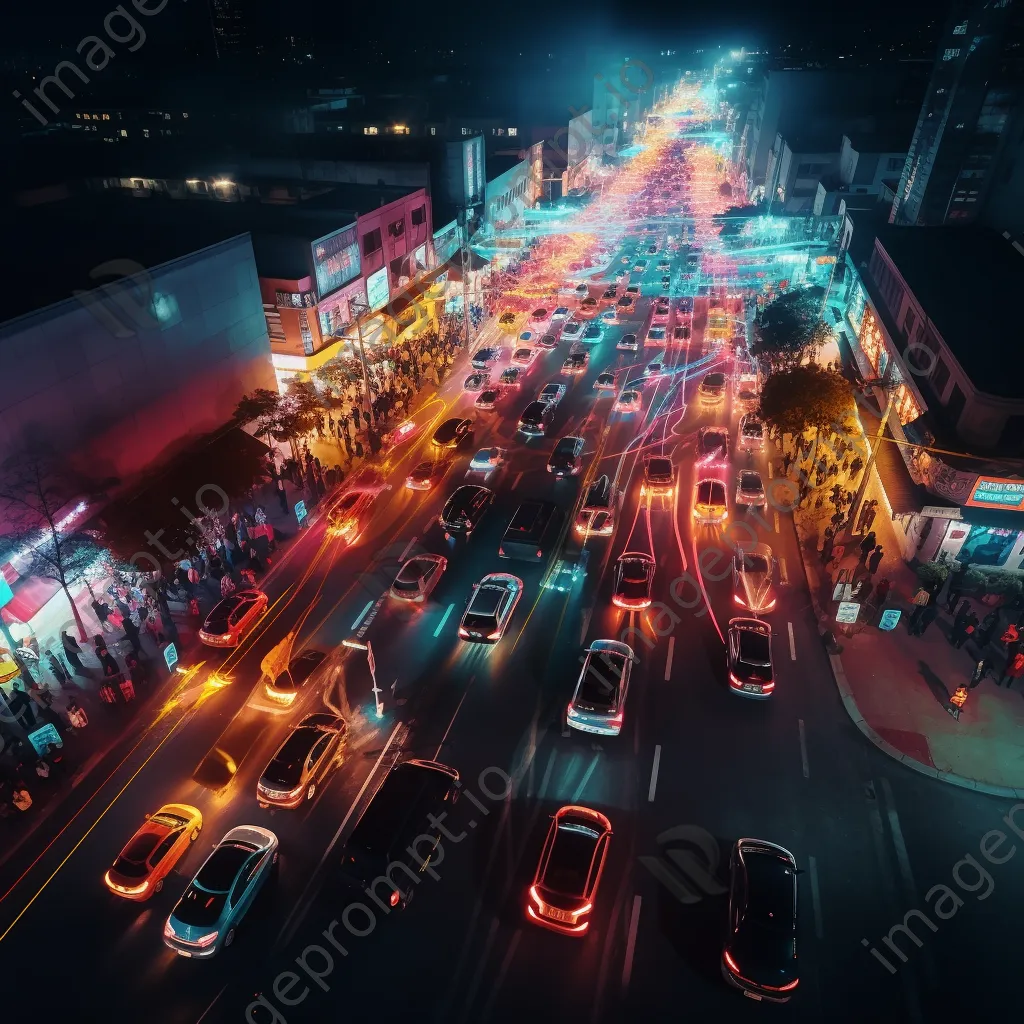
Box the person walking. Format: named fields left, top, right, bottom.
left=122, top=612, right=143, bottom=656
left=914, top=602, right=940, bottom=637
left=975, top=610, right=999, bottom=649
left=60, top=630, right=85, bottom=675
left=999, top=650, right=1024, bottom=688
left=970, top=657, right=990, bottom=688
left=873, top=577, right=891, bottom=605
left=92, top=597, right=115, bottom=634
left=945, top=569, right=968, bottom=613
left=820, top=528, right=835, bottom=566
left=11, top=783, right=32, bottom=812
left=858, top=531, right=877, bottom=565
left=951, top=600, right=972, bottom=642
left=865, top=545, right=884, bottom=578
left=45, top=649, right=70, bottom=689
left=954, top=610, right=979, bottom=650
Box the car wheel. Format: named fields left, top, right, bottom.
left=306, top=782, right=316, bottom=801
left=154, top=879, right=163, bottom=893
left=224, top=928, right=236, bottom=948
left=190, top=827, right=201, bottom=842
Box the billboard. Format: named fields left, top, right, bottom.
left=311, top=225, right=360, bottom=298
left=446, top=136, right=485, bottom=208
left=966, top=477, right=1024, bottom=511
left=433, top=220, right=461, bottom=265
left=366, top=266, right=390, bottom=311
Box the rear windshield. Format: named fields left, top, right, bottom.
left=697, top=481, right=723, bottom=504
left=739, top=631, right=772, bottom=666
left=543, top=823, right=599, bottom=895
left=174, top=886, right=228, bottom=927
left=647, top=459, right=672, bottom=479
left=392, top=576, right=421, bottom=593
left=462, top=612, right=497, bottom=631
left=578, top=653, right=625, bottom=707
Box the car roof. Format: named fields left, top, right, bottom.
left=469, top=584, right=507, bottom=615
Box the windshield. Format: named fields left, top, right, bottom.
left=647, top=459, right=672, bottom=479
left=741, top=473, right=762, bottom=491
left=173, top=886, right=229, bottom=927
left=578, top=653, right=624, bottom=707
left=697, top=481, right=723, bottom=504
left=741, top=554, right=770, bottom=575
left=463, top=611, right=497, bottom=631
left=744, top=421, right=763, bottom=436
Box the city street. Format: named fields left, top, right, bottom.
left=0, top=95, right=1019, bottom=1024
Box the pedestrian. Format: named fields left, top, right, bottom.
left=276, top=477, right=289, bottom=515
left=60, top=630, right=85, bottom=675
left=7, top=682, right=36, bottom=730
left=954, top=611, right=979, bottom=650
left=122, top=613, right=142, bottom=656
left=976, top=610, right=999, bottom=648
left=92, top=597, right=115, bottom=634
left=914, top=602, right=940, bottom=637
left=865, top=546, right=883, bottom=578
left=220, top=573, right=236, bottom=598
left=43, top=743, right=65, bottom=777
left=873, top=577, right=891, bottom=605
left=859, top=532, right=876, bottom=563
left=999, top=650, right=1024, bottom=688
left=970, top=657, right=990, bottom=688
left=946, top=583, right=964, bottom=614
left=11, top=783, right=32, bottom=812
left=861, top=500, right=877, bottom=533
left=45, top=649, right=70, bottom=688
left=247, top=544, right=264, bottom=574
left=124, top=650, right=147, bottom=688
left=65, top=698, right=89, bottom=730
left=952, top=600, right=972, bottom=639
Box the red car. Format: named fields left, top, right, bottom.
left=198, top=589, right=268, bottom=647
left=527, top=805, right=612, bottom=936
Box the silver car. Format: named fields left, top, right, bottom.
left=163, top=825, right=278, bottom=957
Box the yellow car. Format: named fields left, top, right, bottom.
left=498, top=310, right=525, bottom=335
left=105, top=804, right=203, bottom=901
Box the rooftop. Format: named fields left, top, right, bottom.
left=872, top=224, right=1024, bottom=399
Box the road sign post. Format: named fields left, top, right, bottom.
left=163, top=643, right=179, bottom=672
left=342, top=638, right=383, bottom=718
left=294, top=500, right=308, bottom=528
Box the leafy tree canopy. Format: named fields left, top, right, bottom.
left=752, top=287, right=832, bottom=370
left=760, top=364, right=853, bottom=437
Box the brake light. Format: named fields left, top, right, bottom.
left=537, top=549, right=543, bottom=558
left=723, top=949, right=740, bottom=974
left=458, top=628, right=470, bottom=638
left=728, top=673, right=744, bottom=687
left=498, top=546, right=506, bottom=556
left=608, top=712, right=623, bottom=726
left=487, top=630, right=502, bottom=640
left=390, top=889, right=401, bottom=907
left=762, top=681, right=775, bottom=692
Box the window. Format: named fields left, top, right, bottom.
left=102, top=113, right=110, bottom=120
left=143, top=129, right=149, bottom=138
left=364, top=126, right=379, bottom=135
left=508, top=127, right=517, bottom=137
left=120, top=129, right=127, bottom=137
left=430, top=126, right=436, bottom=135
left=387, top=218, right=405, bottom=239
left=362, top=228, right=383, bottom=256
left=943, top=48, right=961, bottom=61
left=462, top=127, right=468, bottom=135
left=411, top=205, right=426, bottom=226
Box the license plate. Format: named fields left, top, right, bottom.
left=743, top=991, right=763, bottom=1001
left=177, top=951, right=192, bottom=958
left=547, top=907, right=572, bottom=923
left=743, top=683, right=761, bottom=692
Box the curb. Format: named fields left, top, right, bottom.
left=792, top=510, right=1024, bottom=800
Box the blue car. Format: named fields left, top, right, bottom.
left=163, top=825, right=278, bottom=958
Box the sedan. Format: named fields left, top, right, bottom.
left=644, top=360, right=664, bottom=378
left=617, top=333, right=639, bottom=352
left=562, top=352, right=588, bottom=375
left=594, top=372, right=616, bottom=391
left=733, top=544, right=776, bottom=614
left=499, top=367, right=524, bottom=388
left=405, top=459, right=452, bottom=491
left=582, top=325, right=603, bottom=343
left=652, top=302, right=670, bottom=324
left=660, top=276, right=671, bottom=289
left=538, top=382, right=568, bottom=406
left=600, top=286, right=618, bottom=305
left=325, top=489, right=376, bottom=541
left=463, top=372, right=490, bottom=393
left=646, top=326, right=666, bottom=345
left=550, top=306, right=570, bottom=322
left=547, top=435, right=585, bottom=477
left=199, top=590, right=268, bottom=648
left=260, top=647, right=332, bottom=709
left=561, top=319, right=584, bottom=340
left=513, top=347, right=538, bottom=368
left=727, top=617, right=774, bottom=697
left=390, top=554, right=448, bottom=602
left=471, top=348, right=498, bottom=371
left=578, top=297, right=599, bottom=319
left=431, top=418, right=474, bottom=450
left=468, top=450, right=508, bottom=478
left=693, top=478, right=728, bottom=523
left=526, top=805, right=612, bottom=936
left=633, top=260, right=648, bottom=272
left=641, top=456, right=675, bottom=499
left=612, top=552, right=655, bottom=610
left=615, top=389, right=642, bottom=414
left=163, top=825, right=278, bottom=957
left=530, top=307, right=550, bottom=327
left=105, top=804, right=203, bottom=901
left=440, top=484, right=495, bottom=536
left=723, top=839, right=800, bottom=1001
left=600, top=309, right=618, bottom=325
left=656, top=261, right=671, bottom=272
left=616, top=295, right=635, bottom=313
left=698, top=426, right=729, bottom=464
left=736, top=470, right=766, bottom=508
left=567, top=639, right=637, bottom=736
left=739, top=414, right=766, bottom=452
left=538, top=333, right=559, bottom=349
left=475, top=389, right=499, bottom=410
left=458, top=573, right=524, bottom=643
left=256, top=713, right=347, bottom=809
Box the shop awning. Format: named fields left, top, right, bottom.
left=955, top=504, right=1024, bottom=531
left=1, top=575, right=62, bottom=626
left=860, top=407, right=931, bottom=516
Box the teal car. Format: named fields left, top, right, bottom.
left=163, top=825, right=278, bottom=958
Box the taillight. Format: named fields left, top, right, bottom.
left=498, top=547, right=506, bottom=556
left=390, top=890, right=400, bottom=907
left=536, top=549, right=543, bottom=558
left=723, top=949, right=740, bottom=974
left=487, top=630, right=502, bottom=640
left=608, top=712, right=623, bottom=726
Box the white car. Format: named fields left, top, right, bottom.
left=469, top=448, right=508, bottom=474
left=646, top=326, right=666, bottom=345
left=538, top=382, right=567, bottom=406
left=567, top=640, right=638, bottom=736
left=458, top=573, right=524, bottom=643
left=390, top=554, right=448, bottom=603
left=513, top=347, right=539, bottom=368
left=550, top=307, right=571, bottom=322
left=736, top=470, right=766, bottom=508
left=739, top=414, right=766, bottom=452
left=617, top=333, right=639, bottom=352
left=561, top=320, right=584, bottom=341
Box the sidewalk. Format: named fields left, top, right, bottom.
left=788, top=453, right=1024, bottom=798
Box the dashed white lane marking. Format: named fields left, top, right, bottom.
left=434, top=602, right=455, bottom=638
left=808, top=855, right=824, bottom=939
left=664, top=636, right=675, bottom=680
left=647, top=745, right=662, bottom=802
left=512, top=470, right=523, bottom=489
left=399, top=535, right=418, bottom=561
left=774, top=511, right=781, bottom=533
left=621, top=895, right=643, bottom=990
left=788, top=621, right=797, bottom=661
left=779, top=556, right=790, bottom=586
left=798, top=718, right=810, bottom=778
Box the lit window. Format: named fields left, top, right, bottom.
left=120, top=129, right=127, bottom=137
left=952, top=20, right=967, bottom=34
left=430, top=126, right=436, bottom=135
left=183, top=112, right=188, bottom=118
left=102, top=113, right=110, bottom=120
left=364, top=126, right=378, bottom=135
left=943, top=48, right=960, bottom=60
left=508, top=127, right=517, bottom=137
left=143, top=129, right=149, bottom=138
left=462, top=127, right=468, bottom=135
left=164, top=113, right=170, bottom=120
left=75, top=113, right=81, bottom=119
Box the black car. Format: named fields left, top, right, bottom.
left=431, top=418, right=474, bottom=450
left=547, top=435, right=585, bottom=477
left=722, top=839, right=800, bottom=1002
left=439, top=484, right=495, bottom=536
left=726, top=618, right=774, bottom=698
left=405, top=459, right=453, bottom=491
left=256, top=714, right=347, bottom=809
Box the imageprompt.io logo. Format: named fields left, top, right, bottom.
left=639, top=825, right=727, bottom=903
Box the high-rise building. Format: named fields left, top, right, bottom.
left=889, top=0, right=1024, bottom=226
left=209, top=0, right=246, bottom=58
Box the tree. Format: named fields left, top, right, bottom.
left=751, top=287, right=832, bottom=371
left=285, top=379, right=326, bottom=420
left=0, top=446, right=105, bottom=640
left=235, top=388, right=282, bottom=446
left=760, top=364, right=853, bottom=439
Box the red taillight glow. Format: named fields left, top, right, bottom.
left=536, top=549, right=543, bottom=558
left=458, top=628, right=470, bottom=638
left=390, top=890, right=400, bottom=907
left=723, top=949, right=740, bottom=974
left=487, top=630, right=502, bottom=640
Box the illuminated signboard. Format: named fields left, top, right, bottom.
left=464, top=134, right=484, bottom=205
left=816, top=255, right=837, bottom=265
left=966, top=477, right=1024, bottom=510
left=433, top=220, right=460, bottom=265
left=413, top=244, right=427, bottom=270
left=312, top=225, right=360, bottom=297
left=366, top=266, right=390, bottom=311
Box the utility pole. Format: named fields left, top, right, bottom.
left=347, top=298, right=376, bottom=427
left=847, top=383, right=897, bottom=540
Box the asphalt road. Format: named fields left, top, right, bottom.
left=0, top=109, right=1020, bottom=1024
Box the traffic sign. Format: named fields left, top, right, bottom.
left=879, top=608, right=902, bottom=631
left=836, top=601, right=860, bottom=624
left=294, top=500, right=308, bottom=526
left=163, top=643, right=179, bottom=672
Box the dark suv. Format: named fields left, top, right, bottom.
left=439, top=485, right=495, bottom=537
